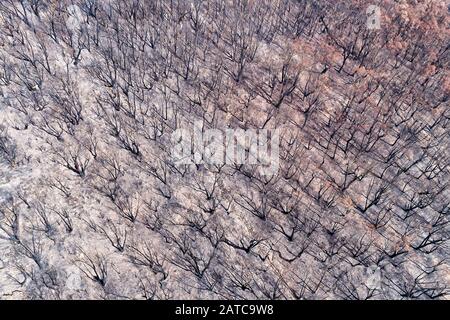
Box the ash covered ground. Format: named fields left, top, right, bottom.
left=0, top=0, right=449, bottom=299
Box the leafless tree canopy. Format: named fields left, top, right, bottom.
left=0, top=0, right=448, bottom=299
